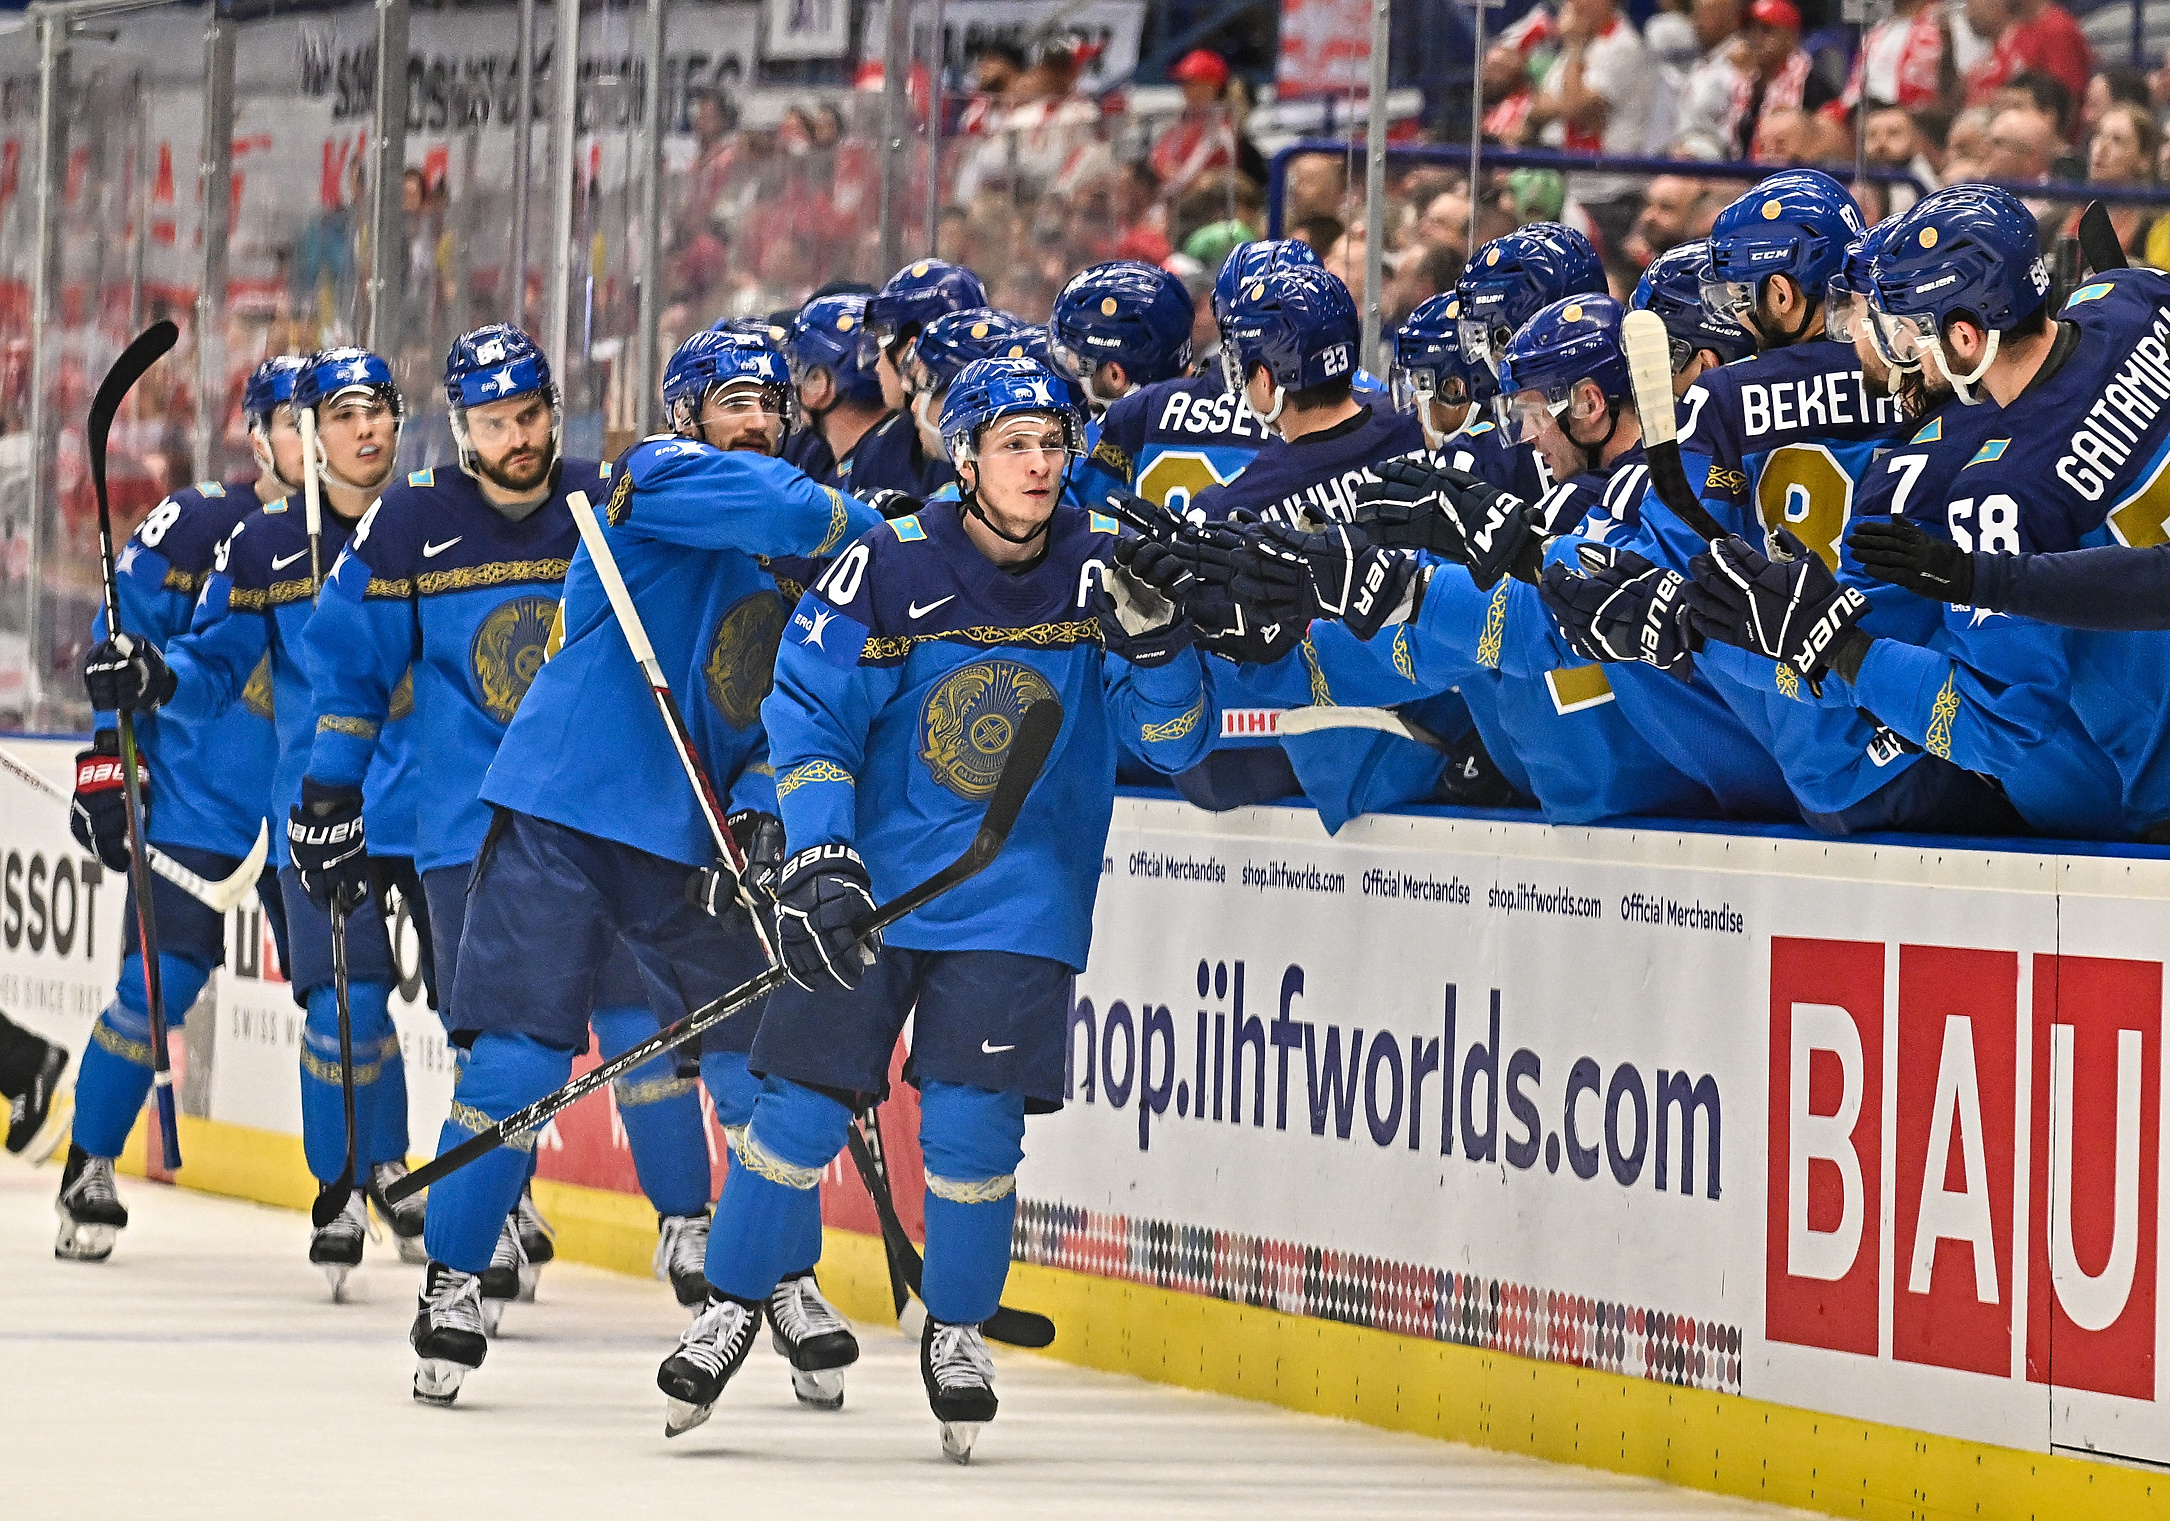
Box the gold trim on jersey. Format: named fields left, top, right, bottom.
left=416, top=559, right=572, bottom=597
left=859, top=618, right=1100, bottom=663
left=1141, top=695, right=1205, bottom=745
left=777, top=759, right=853, bottom=797
left=606, top=466, right=636, bottom=525
left=1475, top=582, right=1508, bottom=669
left=1390, top=626, right=1416, bottom=684
left=612, top=1073, right=696, bottom=1108
left=1774, top=663, right=1801, bottom=701
left=301, top=1045, right=387, bottom=1086
left=1926, top=672, right=1960, bottom=760
left=92, top=1021, right=153, bottom=1067
left=226, top=576, right=316, bottom=611
left=1299, top=637, right=1332, bottom=706
left=450, top=1100, right=533, bottom=1151
left=364, top=576, right=413, bottom=599
left=1090, top=438, right=1134, bottom=479
left=812, top=488, right=853, bottom=557
left=317, top=713, right=380, bottom=739
left=162, top=567, right=205, bottom=595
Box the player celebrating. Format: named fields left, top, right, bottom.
left=852, top=259, right=986, bottom=498
left=85, top=348, right=421, bottom=1288
left=1047, top=259, right=1196, bottom=420
left=404, top=327, right=883, bottom=1408
left=665, top=356, right=1215, bottom=1459
left=60, top=356, right=304, bottom=1262
left=786, top=292, right=890, bottom=491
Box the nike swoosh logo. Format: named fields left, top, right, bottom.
left=981, top=1040, right=1014, bottom=1054
left=422, top=537, right=462, bottom=558
left=270, top=550, right=307, bottom=570
left=908, top=595, right=957, bottom=620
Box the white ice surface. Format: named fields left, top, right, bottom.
left=0, top=1165, right=1812, bottom=1520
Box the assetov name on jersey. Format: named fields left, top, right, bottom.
left=2053, top=311, right=2170, bottom=501
left=1736, top=368, right=1905, bottom=438
left=1156, top=386, right=1270, bottom=441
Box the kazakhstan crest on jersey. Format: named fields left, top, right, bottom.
left=470, top=595, right=555, bottom=723
left=704, top=591, right=787, bottom=729
left=918, top=659, right=1058, bottom=802
left=242, top=651, right=275, bottom=719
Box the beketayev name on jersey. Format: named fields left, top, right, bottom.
left=1732, top=366, right=1906, bottom=439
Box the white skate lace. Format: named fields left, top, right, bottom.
left=654, top=1214, right=710, bottom=1281
left=316, top=1190, right=369, bottom=1245
left=515, top=1190, right=554, bottom=1248
left=371, top=1162, right=423, bottom=1222
left=791, top=1276, right=850, bottom=1340
left=674, top=1297, right=757, bottom=1378
left=490, top=1215, right=528, bottom=1274
left=426, top=1270, right=486, bottom=1337
left=67, top=1157, right=119, bottom=1210
left=927, top=1322, right=996, bottom=1394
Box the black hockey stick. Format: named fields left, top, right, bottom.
left=311, top=890, right=361, bottom=1228
left=852, top=1107, right=914, bottom=1317
left=844, top=1117, right=1057, bottom=1349
left=89, top=321, right=183, bottom=1171
left=1620, top=309, right=1729, bottom=546
left=387, top=696, right=1066, bottom=1204
left=2077, top=200, right=2129, bottom=274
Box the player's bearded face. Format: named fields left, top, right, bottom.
left=699, top=383, right=785, bottom=455
left=318, top=393, right=397, bottom=491
left=969, top=414, right=1068, bottom=532
left=465, top=393, right=556, bottom=491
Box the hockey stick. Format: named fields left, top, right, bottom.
left=852, top=1108, right=913, bottom=1318
left=843, top=1116, right=1057, bottom=1349
left=1274, top=705, right=1448, bottom=751
left=88, top=321, right=183, bottom=1171
left=2077, top=200, right=2129, bottom=274
left=298, top=404, right=323, bottom=596
left=386, top=695, right=1066, bottom=1204
left=1620, top=310, right=1729, bottom=546
left=564, top=489, right=776, bottom=964
left=311, top=890, right=362, bottom=1228
left=0, top=743, right=268, bottom=913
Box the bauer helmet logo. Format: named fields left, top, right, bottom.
left=1762, top=200, right=1782, bottom=219
left=1920, top=227, right=1939, bottom=248
left=1101, top=296, right=1118, bottom=316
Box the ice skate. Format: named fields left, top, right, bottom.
left=5, top=1040, right=70, bottom=1163
left=54, top=1145, right=126, bottom=1262
left=366, top=1160, right=428, bottom=1265
left=512, top=1182, right=554, bottom=1300
left=922, top=1317, right=998, bottom=1464
left=410, top=1262, right=488, bottom=1405
left=307, top=1185, right=369, bottom=1300
left=653, top=1208, right=712, bottom=1308
left=478, top=1212, right=527, bottom=1335
left=656, top=1293, right=760, bottom=1437
left=768, top=1269, right=859, bottom=1410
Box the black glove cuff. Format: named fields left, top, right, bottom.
left=1827, top=626, right=1874, bottom=686
left=299, top=776, right=364, bottom=817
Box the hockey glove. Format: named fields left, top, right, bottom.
left=1356, top=460, right=1537, bottom=590
left=862, top=488, right=923, bottom=521
left=83, top=632, right=176, bottom=713
left=1845, top=515, right=1976, bottom=604
left=1091, top=562, right=1198, bottom=668
left=1115, top=521, right=1247, bottom=641
left=772, top=844, right=881, bottom=991
left=70, top=731, right=143, bottom=872
left=1230, top=521, right=1418, bottom=641
left=1683, top=529, right=1870, bottom=693
left=287, top=777, right=370, bottom=913
left=1539, top=543, right=1697, bottom=678
left=686, top=809, right=786, bottom=926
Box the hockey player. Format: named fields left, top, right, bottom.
left=86, top=348, right=422, bottom=1286
left=1689, top=185, right=2170, bottom=835
left=295, top=324, right=721, bottom=1320
left=901, top=308, right=1032, bottom=464
left=1630, top=240, right=1757, bottom=394
left=404, top=327, right=883, bottom=1408
left=1047, top=259, right=1196, bottom=419
left=61, top=355, right=305, bottom=1262
left=1390, top=291, right=1547, bottom=503
left=1544, top=171, right=2027, bottom=835
left=665, top=354, right=1215, bottom=1458
left=852, top=259, right=986, bottom=498
left=785, top=292, right=890, bottom=491
left=0, top=1011, right=68, bottom=1161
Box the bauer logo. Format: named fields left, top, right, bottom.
left=1767, top=938, right=2159, bottom=1397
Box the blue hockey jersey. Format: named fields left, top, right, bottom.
left=93, top=478, right=278, bottom=858
left=1837, top=270, right=2170, bottom=834
left=842, top=409, right=955, bottom=499
left=301, top=462, right=613, bottom=875
left=765, top=502, right=1216, bottom=970
left=1074, top=371, right=1277, bottom=514
left=481, top=438, right=883, bottom=866
left=1191, top=405, right=1428, bottom=528
left=162, top=497, right=417, bottom=865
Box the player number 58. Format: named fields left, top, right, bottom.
left=1945, top=494, right=2020, bottom=555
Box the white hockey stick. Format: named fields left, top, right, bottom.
left=1275, top=705, right=1449, bottom=752
left=0, top=743, right=268, bottom=913
left=1620, top=309, right=1727, bottom=544
left=565, top=489, right=777, bottom=961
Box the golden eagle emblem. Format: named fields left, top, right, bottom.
left=917, top=659, right=1057, bottom=802
left=703, top=591, right=787, bottom=729
left=242, top=651, right=275, bottom=719
left=468, top=595, right=554, bottom=723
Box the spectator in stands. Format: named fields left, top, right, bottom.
left=1623, top=173, right=1725, bottom=265
left=1150, top=50, right=1240, bottom=205
left=1646, top=0, right=1702, bottom=71
left=1863, top=100, right=1940, bottom=209
left=1416, top=190, right=1472, bottom=257
left=1291, top=214, right=1346, bottom=252
left=1386, top=243, right=1465, bottom=328
left=1845, top=0, right=1952, bottom=116
left=1753, top=105, right=1816, bottom=164
left=1677, top=0, right=1747, bottom=155
left=957, top=40, right=1028, bottom=135
left=1941, top=102, right=1997, bottom=179
left=1528, top=0, right=1656, bottom=255
left=2082, top=64, right=2151, bottom=133
left=1986, top=101, right=2059, bottom=181
left=2072, top=100, right=2164, bottom=262
left=1483, top=5, right=1560, bottom=144
left=1999, top=68, right=2078, bottom=145
left=1284, top=152, right=1349, bottom=225
left=1731, top=0, right=1840, bottom=161
left=1965, top=0, right=2091, bottom=104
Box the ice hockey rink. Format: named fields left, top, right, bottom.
left=0, top=1166, right=1809, bottom=1520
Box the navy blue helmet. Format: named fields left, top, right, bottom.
left=661, top=328, right=796, bottom=442
left=444, top=324, right=558, bottom=479
left=1455, top=223, right=1606, bottom=380
left=1392, top=292, right=1497, bottom=414
left=1211, top=238, right=1322, bottom=331
left=938, top=355, right=1084, bottom=468
left=1866, top=185, right=2047, bottom=400
left=1703, top=169, right=1865, bottom=336
left=786, top=293, right=884, bottom=408
left=1218, top=265, right=1361, bottom=412
left=292, top=347, right=402, bottom=419
left=866, top=259, right=988, bottom=354
left=1632, top=241, right=1754, bottom=371
left=1048, top=260, right=1196, bottom=397
left=905, top=308, right=1033, bottom=399
left=242, top=354, right=306, bottom=430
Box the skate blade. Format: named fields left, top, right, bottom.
left=517, top=1264, right=541, bottom=1302
left=480, top=1298, right=507, bottom=1337
left=321, top=1261, right=356, bottom=1302
left=898, top=1296, right=928, bottom=1343
left=664, top=1397, right=714, bottom=1439
left=413, top=1359, right=466, bottom=1406
left=16, top=1098, right=71, bottom=1167
left=941, top=1421, right=981, bottom=1465
left=53, top=1220, right=116, bottom=1262
left=393, top=1235, right=429, bottom=1266
left=791, top=1367, right=845, bottom=1411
